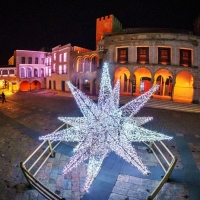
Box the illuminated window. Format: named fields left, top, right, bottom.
left=63, top=53, right=67, bottom=62
left=49, top=68, right=51, bottom=76
left=63, top=64, right=67, bottom=73
left=21, top=57, right=25, bottom=64
left=28, top=57, right=32, bottom=64
left=49, top=57, right=51, bottom=66
left=58, top=65, right=62, bottom=74
left=45, top=67, right=49, bottom=76
left=20, top=68, right=25, bottom=78
left=78, top=58, right=83, bottom=72
left=27, top=68, right=32, bottom=78
left=53, top=53, right=56, bottom=61
left=41, top=68, right=44, bottom=77
left=117, top=48, right=128, bottom=63
left=158, top=48, right=171, bottom=65
left=180, top=49, right=191, bottom=66
left=35, top=57, right=38, bottom=64
left=52, top=64, right=56, bottom=73
left=59, top=54, right=62, bottom=62
left=34, top=68, right=38, bottom=77
left=137, top=47, right=149, bottom=64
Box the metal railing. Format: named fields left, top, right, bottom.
left=20, top=123, right=177, bottom=200
left=20, top=123, right=67, bottom=200
left=144, top=141, right=177, bottom=200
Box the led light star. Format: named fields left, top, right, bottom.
left=39, top=63, right=172, bottom=192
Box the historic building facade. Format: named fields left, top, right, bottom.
left=95, top=15, right=200, bottom=103
left=1, top=14, right=200, bottom=103
left=7, top=49, right=51, bottom=91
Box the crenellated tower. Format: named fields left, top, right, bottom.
left=96, top=14, right=122, bottom=48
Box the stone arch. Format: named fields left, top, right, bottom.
left=0, top=79, right=12, bottom=92
left=27, top=68, right=32, bottom=78
left=133, top=67, right=152, bottom=94
left=114, top=67, right=131, bottom=94
left=91, top=54, right=98, bottom=72
left=173, top=70, right=194, bottom=103
left=20, top=67, right=26, bottom=78
left=153, top=69, right=173, bottom=99
left=82, top=76, right=91, bottom=92
left=20, top=81, right=30, bottom=91
left=31, top=80, right=41, bottom=90
left=76, top=56, right=83, bottom=72
left=83, top=56, right=90, bottom=72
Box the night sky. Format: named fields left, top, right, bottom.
left=1, top=0, right=200, bottom=65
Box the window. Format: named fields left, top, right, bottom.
left=41, top=68, right=44, bottom=77
left=21, top=57, right=25, bottom=64
left=53, top=53, right=56, bottom=61
left=117, top=48, right=128, bottom=63
left=180, top=49, right=191, bottom=66
left=63, top=53, right=67, bottom=62
left=85, top=58, right=90, bottom=72
left=91, top=56, right=97, bottom=72
left=63, top=64, right=67, bottom=74
left=52, top=64, right=56, bottom=73
left=41, top=58, right=45, bottom=64
left=158, top=47, right=171, bottom=65
left=59, top=54, right=62, bottom=62
left=58, top=65, right=62, bottom=74
left=45, top=67, right=49, bottom=76
left=27, top=68, right=32, bottom=77
left=49, top=68, right=51, bottom=76
left=35, top=57, right=38, bottom=64
left=20, top=68, right=25, bottom=78
left=137, top=47, right=149, bottom=64
left=34, top=69, right=38, bottom=77
left=48, top=57, right=51, bottom=66
left=78, top=58, right=83, bottom=72
left=28, top=57, right=32, bottom=64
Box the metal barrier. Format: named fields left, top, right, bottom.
left=20, top=123, right=177, bottom=200
left=144, top=141, right=177, bottom=200
left=20, top=123, right=67, bottom=200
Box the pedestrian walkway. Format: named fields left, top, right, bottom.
left=37, top=89, right=200, bottom=113
left=1, top=90, right=199, bottom=200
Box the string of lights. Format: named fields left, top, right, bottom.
left=39, top=63, right=172, bottom=192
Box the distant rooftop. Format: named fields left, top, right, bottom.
left=104, top=28, right=193, bottom=36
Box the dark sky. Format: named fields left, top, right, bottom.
left=1, top=0, right=200, bottom=65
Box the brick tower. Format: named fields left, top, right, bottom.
left=96, top=14, right=122, bottom=48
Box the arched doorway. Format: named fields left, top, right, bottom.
left=92, top=78, right=97, bottom=94
left=20, top=81, right=30, bottom=91
left=174, top=70, right=193, bottom=103
left=165, top=76, right=173, bottom=96
left=83, top=78, right=90, bottom=92
left=31, top=81, right=41, bottom=90
left=134, top=67, right=152, bottom=95
left=74, top=77, right=80, bottom=89
left=154, top=69, right=173, bottom=99
left=155, top=75, right=164, bottom=95
left=114, top=67, right=130, bottom=95
left=140, top=77, right=151, bottom=93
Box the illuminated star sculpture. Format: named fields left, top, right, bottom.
left=39, top=63, right=172, bottom=191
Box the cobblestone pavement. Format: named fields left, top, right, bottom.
left=0, top=90, right=200, bottom=200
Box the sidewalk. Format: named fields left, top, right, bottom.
left=37, top=89, right=200, bottom=113
left=0, top=90, right=199, bottom=200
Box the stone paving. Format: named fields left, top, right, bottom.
left=0, top=90, right=200, bottom=200
left=109, top=175, right=189, bottom=200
